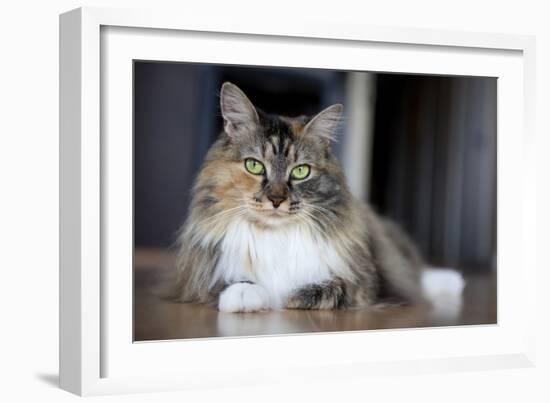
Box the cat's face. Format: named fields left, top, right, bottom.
left=207, top=82, right=347, bottom=228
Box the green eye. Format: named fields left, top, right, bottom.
left=245, top=158, right=265, bottom=175
left=290, top=164, right=311, bottom=180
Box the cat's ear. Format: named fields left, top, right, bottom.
left=302, top=104, right=343, bottom=143
left=220, top=82, right=259, bottom=138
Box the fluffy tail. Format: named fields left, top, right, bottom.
left=421, top=268, right=466, bottom=319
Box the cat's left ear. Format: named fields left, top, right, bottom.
left=302, top=104, right=343, bottom=143
left=220, top=82, right=259, bottom=138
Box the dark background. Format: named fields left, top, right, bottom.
left=134, top=61, right=496, bottom=272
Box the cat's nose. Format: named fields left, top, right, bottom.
left=267, top=194, right=287, bottom=209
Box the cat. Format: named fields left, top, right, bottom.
left=173, top=82, right=423, bottom=312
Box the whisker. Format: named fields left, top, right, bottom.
left=300, top=209, right=330, bottom=239
left=301, top=204, right=356, bottom=256
left=302, top=202, right=338, bottom=220
left=301, top=206, right=330, bottom=226
left=292, top=212, right=317, bottom=236
left=187, top=208, right=248, bottom=247
left=193, top=205, right=247, bottom=229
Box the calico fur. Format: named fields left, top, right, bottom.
left=173, top=82, right=422, bottom=312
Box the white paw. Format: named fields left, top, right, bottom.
left=218, top=283, right=271, bottom=313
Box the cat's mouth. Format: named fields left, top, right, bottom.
left=265, top=210, right=287, bottom=217
left=247, top=206, right=293, bottom=222
left=251, top=208, right=288, bottom=217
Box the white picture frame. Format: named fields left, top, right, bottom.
left=59, top=6, right=537, bottom=396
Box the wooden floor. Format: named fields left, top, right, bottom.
left=134, top=248, right=497, bottom=341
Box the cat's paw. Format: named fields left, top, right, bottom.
left=218, top=283, right=271, bottom=313
left=286, top=281, right=348, bottom=310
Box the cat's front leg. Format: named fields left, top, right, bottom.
left=218, top=282, right=271, bottom=313
left=286, top=279, right=350, bottom=310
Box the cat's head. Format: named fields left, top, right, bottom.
left=201, top=82, right=349, bottom=228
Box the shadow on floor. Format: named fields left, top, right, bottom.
left=35, top=373, right=59, bottom=388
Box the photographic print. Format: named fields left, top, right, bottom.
left=133, top=62, right=497, bottom=341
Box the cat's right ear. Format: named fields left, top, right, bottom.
left=220, top=82, right=259, bottom=138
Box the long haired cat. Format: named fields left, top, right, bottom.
left=173, top=82, right=423, bottom=312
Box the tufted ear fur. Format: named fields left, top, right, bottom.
left=219, top=82, right=259, bottom=138
left=302, top=104, right=343, bottom=143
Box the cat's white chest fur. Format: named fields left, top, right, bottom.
left=213, top=218, right=345, bottom=311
